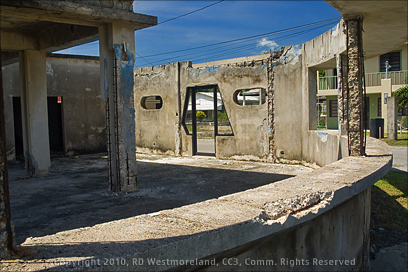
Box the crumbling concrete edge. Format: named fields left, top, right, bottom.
left=95, top=135, right=392, bottom=271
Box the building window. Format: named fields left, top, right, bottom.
left=141, top=96, right=163, bottom=110
left=377, top=97, right=382, bottom=117
left=380, top=51, right=400, bottom=72
left=233, top=88, right=267, bottom=106
left=329, top=100, right=338, bottom=117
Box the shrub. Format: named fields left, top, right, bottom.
left=196, top=110, right=206, bottom=121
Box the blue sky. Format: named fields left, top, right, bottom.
left=57, top=1, right=341, bottom=67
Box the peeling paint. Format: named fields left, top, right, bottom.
left=317, top=132, right=328, bottom=142
left=46, top=63, right=53, bottom=76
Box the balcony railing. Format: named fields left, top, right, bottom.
left=319, top=70, right=408, bottom=90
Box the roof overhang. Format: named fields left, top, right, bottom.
left=326, top=0, right=407, bottom=58
left=0, top=0, right=157, bottom=62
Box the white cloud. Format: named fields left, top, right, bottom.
left=257, top=38, right=279, bottom=52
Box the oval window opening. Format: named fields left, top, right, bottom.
left=233, top=88, right=267, bottom=106
left=141, top=96, right=163, bottom=110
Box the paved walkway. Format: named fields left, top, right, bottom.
left=370, top=146, right=408, bottom=272
left=390, top=146, right=408, bottom=172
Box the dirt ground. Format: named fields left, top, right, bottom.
left=8, top=153, right=312, bottom=245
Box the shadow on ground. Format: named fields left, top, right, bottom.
left=8, top=153, right=305, bottom=244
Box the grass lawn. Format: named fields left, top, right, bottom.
left=371, top=171, right=408, bottom=230
left=366, top=131, right=408, bottom=146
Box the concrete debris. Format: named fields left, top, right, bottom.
left=260, top=191, right=332, bottom=221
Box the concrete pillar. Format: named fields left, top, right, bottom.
left=99, top=23, right=137, bottom=193
left=387, top=96, right=398, bottom=140
left=337, top=53, right=347, bottom=135
left=381, top=78, right=392, bottom=133
left=267, top=55, right=275, bottom=162
left=0, top=57, right=15, bottom=258
left=345, top=17, right=364, bottom=156
left=307, top=67, right=318, bottom=130
left=19, top=50, right=51, bottom=175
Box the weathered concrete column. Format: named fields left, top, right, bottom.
left=387, top=96, right=398, bottom=140
left=381, top=78, right=392, bottom=133
left=344, top=17, right=364, bottom=156
left=267, top=55, right=275, bottom=162
left=19, top=50, right=51, bottom=175
left=99, top=23, right=137, bottom=193
left=0, top=57, right=15, bottom=258
left=337, top=53, right=347, bottom=135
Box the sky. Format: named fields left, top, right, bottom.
left=57, top=1, right=342, bottom=68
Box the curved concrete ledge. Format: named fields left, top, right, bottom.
left=2, top=133, right=391, bottom=271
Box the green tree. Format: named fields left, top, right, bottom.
left=393, top=85, right=408, bottom=111
left=196, top=110, right=206, bottom=121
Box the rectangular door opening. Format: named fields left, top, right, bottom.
left=47, top=97, right=64, bottom=156
left=12, top=97, right=24, bottom=160
left=183, top=85, right=233, bottom=157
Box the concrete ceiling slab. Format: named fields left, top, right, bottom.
left=0, top=0, right=157, bottom=54
left=326, top=0, right=408, bottom=58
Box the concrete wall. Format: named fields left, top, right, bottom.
left=135, top=57, right=271, bottom=161
left=203, top=189, right=370, bottom=272
left=134, top=63, right=180, bottom=155
left=273, top=58, right=303, bottom=162
left=182, top=62, right=269, bottom=160
left=2, top=55, right=106, bottom=159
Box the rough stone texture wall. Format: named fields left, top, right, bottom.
left=267, top=56, right=275, bottom=162
left=345, top=18, right=364, bottom=156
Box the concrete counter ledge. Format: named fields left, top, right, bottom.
left=2, top=134, right=391, bottom=271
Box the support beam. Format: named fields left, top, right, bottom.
left=99, top=23, right=137, bottom=193
left=267, top=55, right=275, bottom=162
left=345, top=17, right=365, bottom=156
left=19, top=50, right=51, bottom=175
left=0, top=30, right=37, bottom=51
left=0, top=54, right=15, bottom=258
left=337, top=53, right=347, bottom=135
left=387, top=96, right=397, bottom=140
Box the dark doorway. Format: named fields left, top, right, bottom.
left=364, top=96, right=370, bottom=130
left=12, top=97, right=24, bottom=159
left=47, top=97, right=64, bottom=153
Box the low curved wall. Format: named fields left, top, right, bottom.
left=13, top=132, right=391, bottom=271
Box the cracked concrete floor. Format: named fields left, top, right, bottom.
left=8, top=153, right=312, bottom=245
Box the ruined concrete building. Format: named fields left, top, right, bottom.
left=0, top=0, right=157, bottom=257
left=1, top=0, right=407, bottom=270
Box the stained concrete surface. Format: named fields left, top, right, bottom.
left=8, top=153, right=311, bottom=245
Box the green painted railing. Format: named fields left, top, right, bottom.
left=319, top=76, right=338, bottom=90
left=319, top=70, right=408, bottom=90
